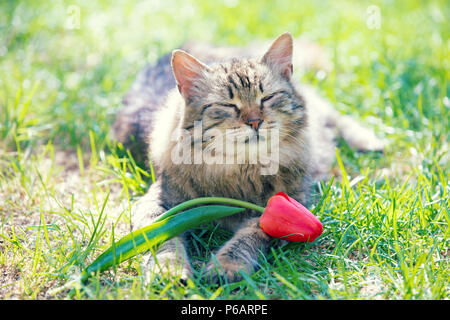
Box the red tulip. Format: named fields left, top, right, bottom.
left=259, top=192, right=323, bottom=242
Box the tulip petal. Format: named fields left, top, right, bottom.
left=259, top=192, right=323, bottom=242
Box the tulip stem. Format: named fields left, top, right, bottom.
left=154, top=197, right=265, bottom=222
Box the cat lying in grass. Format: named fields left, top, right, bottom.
left=112, top=33, right=384, bottom=282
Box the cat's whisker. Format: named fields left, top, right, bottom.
left=277, top=128, right=307, bottom=147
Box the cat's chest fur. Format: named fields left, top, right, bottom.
left=157, top=162, right=309, bottom=231
left=159, top=160, right=310, bottom=208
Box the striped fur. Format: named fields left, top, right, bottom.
left=115, top=33, right=384, bottom=282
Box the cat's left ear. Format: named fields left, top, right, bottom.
left=261, top=32, right=293, bottom=80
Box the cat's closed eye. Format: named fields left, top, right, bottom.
left=216, top=103, right=240, bottom=115
left=260, top=91, right=286, bottom=108
left=260, top=94, right=276, bottom=108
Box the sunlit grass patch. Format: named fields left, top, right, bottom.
left=0, top=0, right=448, bottom=299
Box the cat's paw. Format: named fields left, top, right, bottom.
left=337, top=115, right=387, bottom=153
left=357, top=136, right=386, bottom=153
left=204, top=255, right=253, bottom=283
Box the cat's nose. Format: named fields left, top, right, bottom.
left=246, top=118, right=263, bottom=131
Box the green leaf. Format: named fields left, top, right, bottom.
left=81, top=205, right=245, bottom=281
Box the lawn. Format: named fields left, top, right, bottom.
left=0, top=0, right=448, bottom=300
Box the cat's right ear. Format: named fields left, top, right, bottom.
left=171, top=50, right=211, bottom=100
left=261, top=32, right=294, bottom=80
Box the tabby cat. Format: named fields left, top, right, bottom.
left=112, top=33, right=384, bottom=282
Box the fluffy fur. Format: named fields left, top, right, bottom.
left=112, top=33, right=384, bottom=282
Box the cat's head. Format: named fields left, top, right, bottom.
left=170, top=32, right=308, bottom=170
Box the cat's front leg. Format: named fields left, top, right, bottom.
left=132, top=180, right=192, bottom=283
left=205, top=217, right=271, bottom=283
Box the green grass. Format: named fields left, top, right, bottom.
left=0, top=0, right=448, bottom=299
